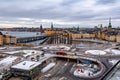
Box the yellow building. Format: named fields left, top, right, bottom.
left=98, top=32, right=106, bottom=40
left=3, top=35, right=17, bottom=45
left=0, top=32, right=3, bottom=45
left=89, top=34, right=96, bottom=39
left=105, top=35, right=116, bottom=42
left=72, top=33, right=82, bottom=39
left=3, top=35, right=11, bottom=44
left=101, top=33, right=106, bottom=40
left=44, top=30, right=56, bottom=35
left=82, top=33, right=90, bottom=38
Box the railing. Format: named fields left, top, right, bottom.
left=17, top=36, right=48, bottom=43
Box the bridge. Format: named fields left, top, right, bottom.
left=17, top=35, right=49, bottom=43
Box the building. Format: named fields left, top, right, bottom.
left=3, top=35, right=11, bottom=44
left=0, top=32, right=16, bottom=45
left=116, top=34, right=120, bottom=42
left=44, top=23, right=56, bottom=35
left=10, top=61, right=43, bottom=79
left=44, top=30, right=56, bottom=35
left=10, top=36, right=17, bottom=44
left=0, top=32, right=3, bottom=45
left=72, top=33, right=82, bottom=39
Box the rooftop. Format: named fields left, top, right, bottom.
left=0, top=56, right=18, bottom=65
left=11, top=61, right=41, bottom=70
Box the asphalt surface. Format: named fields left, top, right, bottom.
left=38, top=60, right=81, bottom=80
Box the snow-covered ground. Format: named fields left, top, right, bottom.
left=0, top=47, right=7, bottom=50
left=0, top=56, right=18, bottom=71
left=109, top=60, right=119, bottom=65
left=3, top=50, right=43, bottom=57
left=43, top=45, right=71, bottom=51
left=41, top=62, right=56, bottom=73
left=85, top=48, right=120, bottom=55
left=22, top=50, right=43, bottom=57
left=104, top=49, right=120, bottom=55
left=85, top=50, right=106, bottom=55
left=74, top=68, right=93, bottom=77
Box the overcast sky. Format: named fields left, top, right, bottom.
left=0, top=0, right=120, bottom=28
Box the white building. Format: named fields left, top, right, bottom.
left=10, top=61, right=43, bottom=79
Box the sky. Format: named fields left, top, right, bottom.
left=0, top=0, right=120, bottom=28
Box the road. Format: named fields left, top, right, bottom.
left=38, top=60, right=81, bottom=80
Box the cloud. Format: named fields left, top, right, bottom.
left=96, top=0, right=117, bottom=4
left=0, top=0, right=120, bottom=28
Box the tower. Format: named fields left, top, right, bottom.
left=108, top=17, right=112, bottom=31
left=51, top=22, right=54, bottom=30
left=100, top=24, right=103, bottom=31
left=99, top=24, right=103, bottom=39
left=40, top=24, right=43, bottom=33
left=77, top=26, right=80, bottom=31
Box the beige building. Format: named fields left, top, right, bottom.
left=89, top=34, right=96, bottom=38
left=10, top=36, right=17, bottom=44
left=72, top=34, right=82, bottom=39
left=116, top=35, right=120, bottom=42
left=82, top=33, right=90, bottom=38
left=109, top=35, right=116, bottom=42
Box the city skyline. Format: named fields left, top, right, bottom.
left=0, top=0, right=120, bottom=28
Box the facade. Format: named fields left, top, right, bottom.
left=116, top=35, right=120, bottom=42
left=0, top=32, right=3, bottom=45
left=82, top=33, right=90, bottom=38
left=10, top=36, right=17, bottom=44
left=72, top=34, right=82, bottom=39
left=4, top=35, right=11, bottom=44
left=70, top=30, right=119, bottom=42
left=0, top=32, right=16, bottom=45
left=44, top=30, right=56, bottom=35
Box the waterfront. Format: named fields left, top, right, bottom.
left=1, top=31, right=45, bottom=38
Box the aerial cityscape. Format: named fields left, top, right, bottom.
left=0, top=0, right=120, bottom=80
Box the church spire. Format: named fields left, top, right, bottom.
left=108, top=17, right=112, bottom=31
left=51, top=22, right=54, bottom=30
left=40, top=24, right=43, bottom=33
